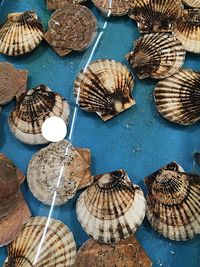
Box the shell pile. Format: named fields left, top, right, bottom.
left=91, top=0, right=130, bottom=16
left=182, top=0, right=200, bottom=7
left=46, top=0, right=87, bottom=10
left=0, top=11, right=44, bottom=56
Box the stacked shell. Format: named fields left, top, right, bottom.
left=182, top=0, right=200, bottom=8
left=46, top=0, right=87, bottom=10
left=76, top=169, right=146, bottom=243
left=91, top=0, right=130, bottom=16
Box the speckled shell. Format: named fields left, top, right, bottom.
left=76, top=169, right=146, bottom=243
left=0, top=11, right=44, bottom=56
left=154, top=69, right=200, bottom=125
left=46, top=0, right=87, bottom=10
left=126, top=33, right=185, bottom=79
left=182, top=0, right=200, bottom=7
left=74, top=59, right=135, bottom=121
left=3, top=216, right=77, bottom=267
left=8, top=84, right=70, bottom=145
left=173, top=9, right=200, bottom=53
left=91, top=0, right=130, bottom=16
left=144, top=162, right=200, bottom=241
left=27, top=140, right=91, bottom=206
left=128, top=0, right=182, bottom=33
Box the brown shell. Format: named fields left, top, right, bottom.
left=46, top=0, right=87, bottom=10
left=182, top=0, right=200, bottom=7
left=91, top=0, right=130, bottom=16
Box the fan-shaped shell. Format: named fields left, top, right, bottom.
left=46, top=0, right=87, bottom=10
left=76, top=169, right=146, bottom=243
left=91, top=0, right=130, bottom=16
left=128, top=0, right=183, bottom=33
left=144, top=162, right=200, bottom=241
left=0, top=11, right=44, bottom=56
left=27, top=140, right=91, bottom=206
left=126, top=33, right=185, bottom=79
left=154, top=69, right=200, bottom=125
left=74, top=59, right=135, bottom=121
left=173, top=9, right=200, bottom=53
left=182, top=0, right=200, bottom=8
left=8, top=84, right=70, bottom=145
left=3, top=216, right=77, bottom=267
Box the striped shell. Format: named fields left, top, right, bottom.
left=128, top=0, right=183, bottom=33
left=3, top=216, right=77, bottom=266
left=126, top=33, right=186, bottom=79
left=46, top=0, right=87, bottom=10
left=9, top=84, right=70, bottom=145
left=76, top=169, right=146, bottom=243
left=144, top=162, right=200, bottom=241
left=182, top=0, right=200, bottom=7
left=0, top=11, right=44, bottom=56
left=173, top=9, right=200, bottom=53
left=91, top=0, right=130, bottom=16
left=74, top=59, right=135, bottom=121
left=154, top=69, right=200, bottom=125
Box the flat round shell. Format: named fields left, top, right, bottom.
left=46, top=0, right=87, bottom=10
left=91, top=0, right=130, bottom=16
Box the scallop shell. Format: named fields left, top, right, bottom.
left=128, top=0, right=183, bottom=33
left=182, top=0, right=200, bottom=8
left=0, top=11, right=44, bottom=56
left=91, top=0, right=130, bottom=16
left=74, top=59, right=135, bottom=121
left=3, top=216, right=76, bottom=267
left=154, top=69, right=200, bottom=125
left=8, top=84, right=70, bottom=145
left=76, top=169, right=146, bottom=243
left=144, top=162, right=200, bottom=241
left=126, top=33, right=186, bottom=79
left=173, top=9, right=200, bottom=53
left=27, top=140, right=92, bottom=206
left=46, top=0, right=87, bottom=10
left=44, top=5, right=97, bottom=56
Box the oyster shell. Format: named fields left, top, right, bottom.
left=76, top=169, right=146, bottom=243
left=74, top=59, right=135, bottom=121
left=182, top=0, right=200, bottom=7
left=173, top=9, right=200, bottom=53
left=128, top=0, right=183, bottom=33
left=154, top=69, right=200, bottom=125
left=9, top=84, right=70, bottom=145
left=44, top=5, right=97, bottom=56
left=46, top=0, right=87, bottom=10
left=144, top=162, right=200, bottom=241
left=3, top=216, right=77, bottom=267
left=0, top=11, right=44, bottom=56
left=126, top=33, right=186, bottom=79
left=91, top=0, right=130, bottom=16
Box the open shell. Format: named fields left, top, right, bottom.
left=0, top=11, right=44, bottom=56
left=154, top=69, right=200, bottom=125
left=8, top=84, right=70, bottom=145
left=126, top=33, right=185, bottom=79
left=144, top=162, right=200, bottom=241
left=91, top=0, right=130, bottom=16
left=182, top=0, right=200, bottom=8
left=74, top=59, right=135, bottom=121
left=4, top=216, right=76, bottom=267
left=46, top=0, right=87, bottom=10
left=76, top=169, right=146, bottom=243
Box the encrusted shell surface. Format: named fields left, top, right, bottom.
left=182, top=0, right=200, bottom=7
left=91, top=0, right=130, bottom=16
left=76, top=169, right=146, bottom=243
left=44, top=5, right=97, bottom=56
left=173, top=9, right=200, bottom=53
left=27, top=140, right=91, bottom=206
left=0, top=11, right=44, bottom=56
left=3, top=216, right=77, bottom=267
left=128, top=0, right=182, bottom=33
left=74, top=59, right=135, bottom=121
left=46, top=0, right=87, bottom=10
left=126, top=33, right=185, bottom=79
left=154, top=69, right=200, bottom=125
left=8, top=84, right=70, bottom=145
left=144, top=162, right=200, bottom=241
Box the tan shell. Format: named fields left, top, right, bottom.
left=0, top=11, right=44, bottom=56
left=46, top=0, right=87, bottom=10
left=4, top=216, right=76, bottom=267
left=182, top=0, right=200, bottom=7
left=74, top=59, right=135, bottom=121
left=91, top=0, right=130, bottom=16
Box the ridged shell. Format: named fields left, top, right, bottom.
left=128, top=0, right=182, bottom=33
left=91, top=0, right=130, bottom=16
left=27, top=140, right=91, bottom=206
left=0, top=11, right=44, bottom=56
left=74, top=59, right=135, bottom=121
left=3, top=216, right=77, bottom=267
left=182, top=0, right=200, bottom=7
left=154, top=69, right=200, bottom=125
left=173, top=9, right=200, bottom=53
left=144, top=162, right=200, bottom=241
left=126, top=33, right=186, bottom=79
left=8, top=84, right=70, bottom=145
left=76, top=169, right=146, bottom=243
left=46, top=0, right=87, bottom=10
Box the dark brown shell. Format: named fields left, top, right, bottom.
left=91, top=0, right=130, bottom=16
left=46, top=0, right=87, bottom=10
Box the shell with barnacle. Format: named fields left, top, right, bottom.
left=182, top=0, right=200, bottom=8
left=8, top=84, right=70, bottom=145
left=74, top=59, right=135, bottom=121
left=154, top=69, right=200, bottom=125
left=46, top=0, right=87, bottom=10
left=144, top=162, right=200, bottom=241
left=91, top=0, right=130, bottom=16
left=3, top=216, right=77, bottom=267
left=76, top=169, right=146, bottom=243
left=126, top=33, right=186, bottom=79
left=0, top=11, right=44, bottom=56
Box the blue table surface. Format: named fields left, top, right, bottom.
left=0, top=0, right=200, bottom=266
